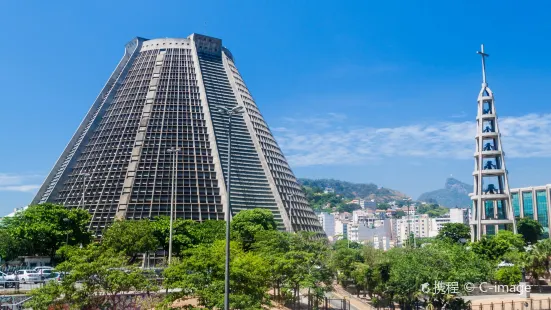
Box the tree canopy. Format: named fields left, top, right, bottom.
left=101, top=219, right=159, bottom=264
left=436, top=223, right=470, bottom=243
left=0, top=203, right=91, bottom=261
left=517, top=217, right=544, bottom=244
left=231, top=208, right=277, bottom=250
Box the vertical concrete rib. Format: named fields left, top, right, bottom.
left=115, top=49, right=166, bottom=220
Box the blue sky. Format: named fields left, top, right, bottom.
left=2, top=0, right=551, bottom=214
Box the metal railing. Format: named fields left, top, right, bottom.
left=0, top=295, right=32, bottom=310
left=470, top=298, right=551, bottom=310
left=0, top=281, right=47, bottom=294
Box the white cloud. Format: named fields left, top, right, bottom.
left=0, top=185, right=40, bottom=192
left=283, top=112, right=348, bottom=129
left=451, top=111, right=467, bottom=118
left=275, top=113, right=551, bottom=167
left=0, top=174, right=25, bottom=186
left=0, top=173, right=42, bottom=192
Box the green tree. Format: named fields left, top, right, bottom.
left=231, top=209, right=277, bottom=250
left=394, top=210, right=406, bottom=219
left=2, top=203, right=91, bottom=260
left=332, top=247, right=363, bottom=284
left=101, top=219, right=159, bottom=264
left=190, top=220, right=225, bottom=245
left=385, top=243, right=491, bottom=309
left=495, top=266, right=522, bottom=285
left=414, top=237, right=435, bottom=248
left=27, top=244, right=157, bottom=310
left=436, top=223, right=470, bottom=244
left=471, top=236, right=511, bottom=261
left=377, top=203, right=390, bottom=210
left=0, top=229, right=24, bottom=262
left=517, top=217, right=544, bottom=244
left=164, top=240, right=271, bottom=310
left=493, top=230, right=526, bottom=252
left=336, top=203, right=361, bottom=213
left=334, top=239, right=362, bottom=250
left=417, top=203, right=449, bottom=218
left=350, top=262, right=370, bottom=297
left=286, top=232, right=333, bottom=309
left=252, top=230, right=293, bottom=301
left=151, top=216, right=197, bottom=255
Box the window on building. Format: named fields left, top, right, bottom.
left=484, top=201, right=494, bottom=219
left=512, top=192, right=520, bottom=217
left=522, top=192, right=534, bottom=219
left=536, top=190, right=548, bottom=236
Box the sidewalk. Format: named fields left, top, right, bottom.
left=463, top=292, right=551, bottom=305
left=331, top=284, right=372, bottom=310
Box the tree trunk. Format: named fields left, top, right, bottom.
left=296, top=284, right=300, bottom=310
left=276, top=280, right=280, bottom=301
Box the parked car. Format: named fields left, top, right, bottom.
left=34, top=266, right=54, bottom=275
left=44, top=272, right=64, bottom=282
left=13, top=270, right=42, bottom=284
left=0, top=271, right=16, bottom=288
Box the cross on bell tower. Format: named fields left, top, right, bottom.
left=470, top=44, right=516, bottom=241
left=477, top=44, right=489, bottom=85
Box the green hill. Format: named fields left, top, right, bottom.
left=298, top=178, right=408, bottom=202
left=417, top=178, right=472, bottom=208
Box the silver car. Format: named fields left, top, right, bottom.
left=14, top=270, right=42, bottom=284
left=0, top=271, right=16, bottom=288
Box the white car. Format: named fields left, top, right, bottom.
left=13, top=270, right=42, bottom=284
left=34, top=266, right=54, bottom=276
left=0, top=271, right=16, bottom=288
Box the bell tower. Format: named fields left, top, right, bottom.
left=470, top=44, right=516, bottom=241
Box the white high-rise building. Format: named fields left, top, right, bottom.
left=449, top=208, right=468, bottom=224
left=429, top=217, right=451, bottom=237
left=392, top=215, right=431, bottom=246
left=317, top=212, right=336, bottom=238
left=335, top=219, right=350, bottom=240
left=352, top=210, right=383, bottom=227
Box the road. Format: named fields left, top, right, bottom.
left=0, top=282, right=44, bottom=292
left=326, top=291, right=360, bottom=310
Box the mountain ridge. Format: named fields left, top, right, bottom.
left=298, top=178, right=408, bottom=202
left=417, top=178, right=472, bottom=208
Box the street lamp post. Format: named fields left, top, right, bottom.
left=216, top=106, right=244, bottom=310
left=167, top=147, right=181, bottom=265
left=404, top=198, right=413, bottom=247
left=79, top=173, right=91, bottom=209
left=63, top=218, right=70, bottom=245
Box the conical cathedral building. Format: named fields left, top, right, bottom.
left=470, top=44, right=516, bottom=241
left=33, top=34, right=323, bottom=236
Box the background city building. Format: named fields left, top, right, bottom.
left=449, top=208, right=469, bottom=224
left=510, top=185, right=551, bottom=238
left=317, top=212, right=335, bottom=238
left=32, top=34, right=323, bottom=236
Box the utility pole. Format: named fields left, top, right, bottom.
left=404, top=198, right=412, bottom=247
left=216, top=106, right=244, bottom=310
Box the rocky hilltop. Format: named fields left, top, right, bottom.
left=417, top=178, right=472, bottom=208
